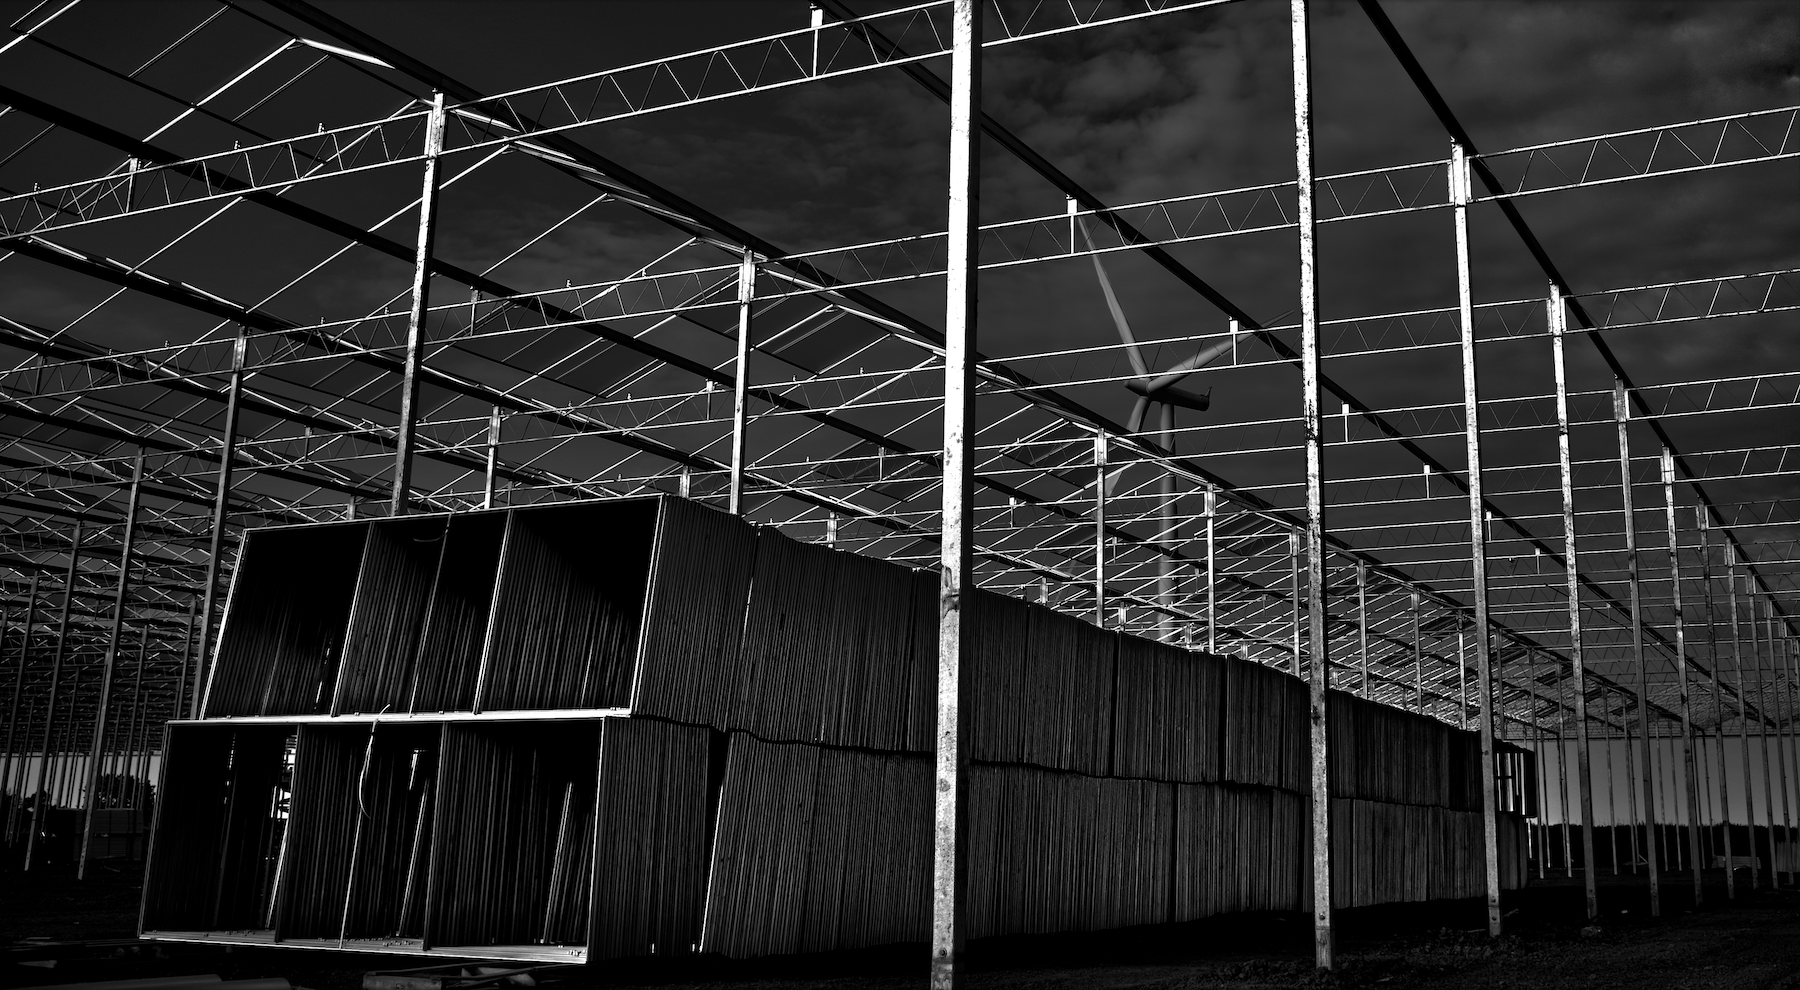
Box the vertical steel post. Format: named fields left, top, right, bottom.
left=195, top=326, right=246, bottom=719
left=1614, top=379, right=1660, bottom=912
left=1531, top=651, right=1548, bottom=879
left=1291, top=1, right=1334, bottom=963
left=122, top=625, right=148, bottom=824
left=1764, top=603, right=1792, bottom=884
left=1205, top=488, right=1217, bottom=654
left=1411, top=589, right=1425, bottom=713
left=391, top=90, right=448, bottom=516
left=1094, top=433, right=1108, bottom=626
left=482, top=406, right=501, bottom=509
left=3, top=575, right=37, bottom=845
left=1556, top=675, right=1574, bottom=877
left=0, top=605, right=16, bottom=833
left=1624, top=685, right=1641, bottom=873
left=1699, top=511, right=1735, bottom=897
left=729, top=248, right=756, bottom=515
left=1727, top=546, right=1759, bottom=888
left=1289, top=530, right=1302, bottom=676
left=1751, top=594, right=1780, bottom=887
left=1450, top=140, right=1502, bottom=936
left=1549, top=283, right=1598, bottom=914
left=171, top=596, right=197, bottom=731
left=1159, top=404, right=1177, bottom=643
left=24, top=520, right=81, bottom=870
left=1778, top=637, right=1792, bottom=885
left=1357, top=561, right=1369, bottom=697
left=1458, top=628, right=1469, bottom=730
left=78, top=450, right=144, bottom=877
left=1662, top=449, right=1703, bottom=901
left=931, top=3, right=979, bottom=984
left=1786, top=634, right=1800, bottom=880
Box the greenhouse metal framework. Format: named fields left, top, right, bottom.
left=0, top=0, right=1795, bottom=978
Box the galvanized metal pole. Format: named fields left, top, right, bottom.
left=1291, top=1, right=1335, bottom=964
left=1450, top=139, right=1502, bottom=937
left=1726, top=546, right=1759, bottom=888
left=1411, top=589, right=1425, bottom=714
left=1613, top=378, right=1660, bottom=912
left=1530, top=651, right=1548, bottom=879
left=1662, top=449, right=1703, bottom=902
left=1763, top=602, right=1792, bottom=884
left=78, top=450, right=144, bottom=877
left=1289, top=530, right=1302, bottom=676
left=931, top=2, right=979, bottom=984
left=729, top=248, right=756, bottom=516
left=1205, top=488, right=1217, bottom=654
left=483, top=406, right=501, bottom=509
left=2, top=575, right=36, bottom=845
left=1750, top=593, right=1780, bottom=887
left=170, top=596, right=197, bottom=731
left=391, top=90, right=448, bottom=516
left=0, top=604, right=17, bottom=834
left=194, top=325, right=246, bottom=719
left=1698, top=511, right=1735, bottom=898
left=1159, top=403, right=1177, bottom=643
left=24, top=519, right=81, bottom=871
left=1785, top=635, right=1800, bottom=881
left=1549, top=283, right=1598, bottom=915
left=1357, top=561, right=1369, bottom=697
left=1623, top=683, right=1641, bottom=874
left=1555, top=674, right=1574, bottom=878
left=1786, top=635, right=1800, bottom=881
left=1458, top=628, right=1469, bottom=730
left=121, top=625, right=149, bottom=830
left=1094, top=433, right=1108, bottom=626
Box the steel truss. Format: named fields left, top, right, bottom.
left=0, top=0, right=1796, bottom=971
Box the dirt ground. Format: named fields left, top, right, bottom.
left=4, top=863, right=1799, bottom=990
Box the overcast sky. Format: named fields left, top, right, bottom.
left=1, top=1, right=1795, bottom=643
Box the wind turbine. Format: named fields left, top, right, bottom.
left=1080, top=218, right=1235, bottom=642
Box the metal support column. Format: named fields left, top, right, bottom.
left=483, top=406, right=501, bottom=509
left=1530, top=651, right=1548, bottom=879
left=1726, top=546, right=1759, bottom=888
left=1205, top=489, right=1217, bottom=654
left=77, top=450, right=144, bottom=877
left=1549, top=281, right=1599, bottom=917
left=1786, top=634, right=1800, bottom=881
left=729, top=248, right=756, bottom=515
left=2, top=574, right=36, bottom=845
left=24, top=519, right=81, bottom=871
left=0, top=602, right=18, bottom=837
left=194, top=326, right=246, bottom=719
left=391, top=90, right=448, bottom=516
left=1411, top=589, right=1425, bottom=714
left=1751, top=594, right=1780, bottom=886
left=1450, top=139, right=1502, bottom=937
left=1556, top=676, right=1573, bottom=878
left=1159, top=404, right=1177, bottom=643
left=1291, top=1, right=1334, bottom=964
left=1662, top=449, right=1702, bottom=901
left=1357, top=561, right=1369, bottom=697
left=1094, top=433, right=1108, bottom=626
left=171, top=597, right=197, bottom=730
left=1288, top=530, right=1302, bottom=676
left=1699, top=511, right=1735, bottom=898
left=930, top=2, right=979, bottom=984
left=1764, top=601, right=1792, bottom=884
left=1614, top=378, right=1660, bottom=912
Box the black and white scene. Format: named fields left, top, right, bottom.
left=0, top=1, right=1797, bottom=988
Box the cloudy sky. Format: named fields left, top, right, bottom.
left=1, top=1, right=1795, bottom=674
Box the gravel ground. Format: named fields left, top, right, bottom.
left=5, top=864, right=1798, bottom=990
